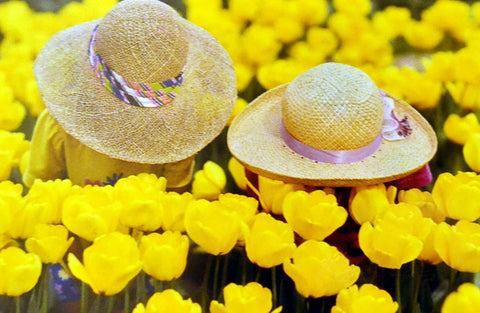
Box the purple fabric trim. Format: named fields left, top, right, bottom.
left=280, top=122, right=383, bottom=164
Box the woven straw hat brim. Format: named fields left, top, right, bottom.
left=34, top=19, right=236, bottom=164
left=227, top=84, right=438, bottom=187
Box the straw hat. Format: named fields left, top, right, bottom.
left=34, top=0, right=236, bottom=164
left=228, top=63, right=437, bottom=187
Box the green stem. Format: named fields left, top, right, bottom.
left=41, top=265, right=50, bottom=313
left=295, top=292, right=305, bottom=313
left=106, top=296, right=115, bottom=313
left=201, top=255, right=213, bottom=312
left=136, top=271, right=147, bottom=305
left=271, top=266, right=277, bottom=308
left=241, top=249, right=247, bottom=285
left=168, top=279, right=177, bottom=291
left=91, top=295, right=101, bottom=313
left=220, top=253, right=230, bottom=299
left=449, top=268, right=458, bottom=292
left=320, top=297, right=326, bottom=313
left=124, top=283, right=130, bottom=313
left=81, top=282, right=89, bottom=313
left=15, top=296, right=21, bottom=313
left=153, top=279, right=163, bottom=293
left=255, top=265, right=261, bottom=283
left=27, top=285, right=38, bottom=313
left=411, top=261, right=424, bottom=313
left=396, top=268, right=402, bottom=313
left=213, top=256, right=221, bottom=300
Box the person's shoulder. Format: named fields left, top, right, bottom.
left=36, top=109, right=66, bottom=135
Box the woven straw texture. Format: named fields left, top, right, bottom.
left=283, top=64, right=383, bottom=150
left=34, top=0, right=236, bottom=164
left=228, top=63, right=437, bottom=187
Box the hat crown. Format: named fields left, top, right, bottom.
left=282, top=63, right=384, bottom=151
left=95, top=0, right=188, bottom=83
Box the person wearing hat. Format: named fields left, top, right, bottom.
left=23, top=0, right=236, bottom=192
left=228, top=62, right=437, bottom=269
left=24, top=0, right=236, bottom=310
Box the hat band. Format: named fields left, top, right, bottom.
left=88, top=25, right=183, bottom=108
left=280, top=123, right=383, bottom=164
left=280, top=93, right=411, bottom=164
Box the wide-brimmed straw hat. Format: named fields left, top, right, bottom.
left=228, top=63, right=437, bottom=187
left=34, top=0, right=236, bottom=164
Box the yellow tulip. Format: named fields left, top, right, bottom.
left=398, top=188, right=445, bottom=223
left=283, top=240, right=360, bottom=298
left=0, top=181, right=23, bottom=235
left=332, top=284, right=398, bottom=313
left=0, top=150, right=14, bottom=181
left=349, top=184, right=393, bottom=225
left=434, top=220, right=480, bottom=273
left=257, top=59, right=305, bottom=90
left=442, top=283, right=480, bottom=313
left=258, top=175, right=305, bottom=215
left=62, top=185, right=121, bottom=242
left=8, top=197, right=51, bottom=240
left=25, top=224, right=74, bottom=264
left=327, top=13, right=370, bottom=42
left=422, top=0, right=471, bottom=41
left=333, top=0, right=371, bottom=16
left=210, top=282, right=282, bottom=313
left=0, top=130, right=29, bottom=166
left=185, top=199, right=241, bottom=255
left=358, top=204, right=424, bottom=269
left=114, top=174, right=166, bottom=232
left=246, top=213, right=296, bottom=268
left=228, top=157, right=247, bottom=191
left=432, top=172, right=480, bottom=221
left=0, top=247, right=42, bottom=296
left=464, top=133, right=480, bottom=172
left=68, top=232, right=142, bottom=295
left=242, top=24, right=282, bottom=66
left=402, top=20, right=444, bottom=50
left=218, top=193, right=258, bottom=227
left=234, top=63, right=254, bottom=93
left=0, top=78, right=26, bottom=131
left=372, top=6, right=411, bottom=39
left=132, top=289, right=201, bottom=313
left=158, top=192, right=194, bottom=233
left=446, top=81, right=480, bottom=110
left=192, top=161, right=227, bottom=200
left=443, top=113, right=480, bottom=145
left=227, top=97, right=248, bottom=126
left=23, top=179, right=73, bottom=225
left=416, top=218, right=442, bottom=265
left=380, top=203, right=440, bottom=264
left=305, top=27, right=338, bottom=56
left=0, top=234, right=13, bottom=250
left=139, top=231, right=189, bottom=281
left=424, top=51, right=455, bottom=83
left=283, top=190, right=347, bottom=241
left=397, top=67, right=443, bottom=110
left=297, top=0, right=329, bottom=26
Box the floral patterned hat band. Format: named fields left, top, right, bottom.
left=88, top=25, right=184, bottom=108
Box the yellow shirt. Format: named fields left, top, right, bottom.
left=23, top=110, right=195, bottom=188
